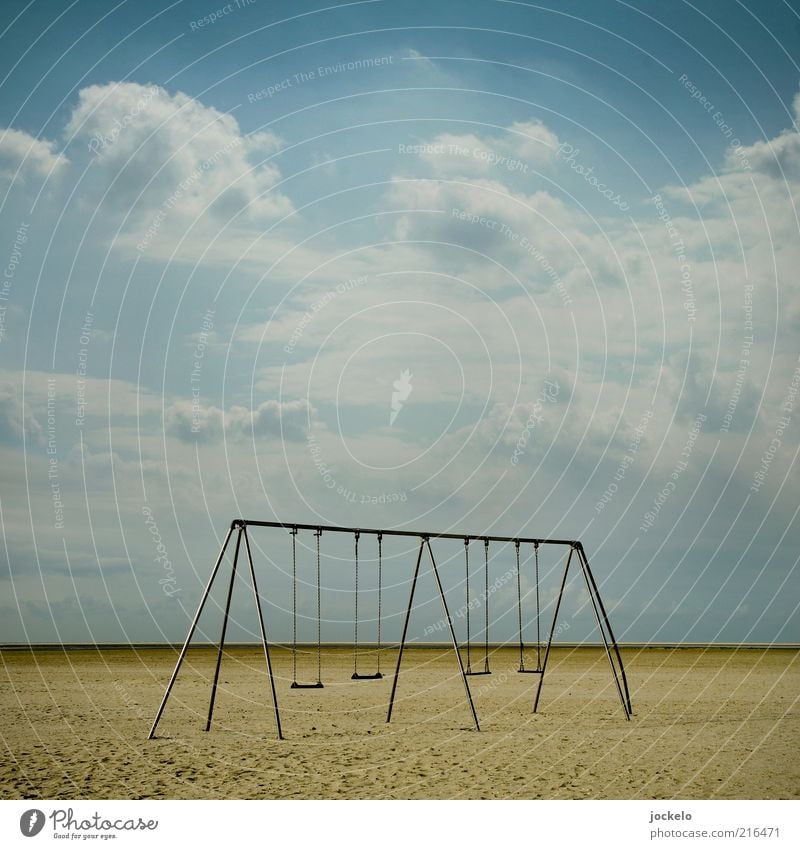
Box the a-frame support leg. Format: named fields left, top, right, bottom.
left=205, top=525, right=243, bottom=731
left=533, top=546, right=573, bottom=715
left=386, top=538, right=424, bottom=725
left=242, top=525, right=283, bottom=740
left=576, top=543, right=632, bottom=719
left=533, top=544, right=632, bottom=719
left=387, top=537, right=480, bottom=731
left=149, top=522, right=286, bottom=740
left=148, top=525, right=235, bottom=739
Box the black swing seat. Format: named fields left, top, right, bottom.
left=465, top=666, right=491, bottom=675
left=290, top=681, right=324, bottom=689
left=351, top=672, right=383, bottom=680
left=517, top=667, right=543, bottom=674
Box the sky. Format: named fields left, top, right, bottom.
left=0, top=0, right=798, bottom=647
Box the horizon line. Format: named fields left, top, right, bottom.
left=1, top=641, right=798, bottom=650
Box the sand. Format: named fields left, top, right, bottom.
left=1, top=646, right=798, bottom=800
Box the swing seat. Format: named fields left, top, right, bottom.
left=289, top=528, right=325, bottom=694
left=465, top=670, right=491, bottom=675
left=517, top=667, right=543, bottom=674
left=350, top=531, right=385, bottom=685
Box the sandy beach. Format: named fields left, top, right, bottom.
left=1, top=646, right=797, bottom=800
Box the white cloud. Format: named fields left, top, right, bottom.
left=721, top=90, right=800, bottom=180
left=63, top=82, right=293, bottom=228
left=397, top=48, right=443, bottom=76
left=405, top=119, right=560, bottom=178
left=5, top=82, right=800, bottom=523
left=241, top=98, right=800, bottom=507
left=165, top=398, right=315, bottom=443
left=0, top=127, right=67, bottom=179
left=386, top=176, right=623, bottom=295
left=508, top=120, right=562, bottom=162
left=726, top=130, right=800, bottom=180
left=164, top=400, right=224, bottom=443
left=0, top=383, right=42, bottom=443
left=227, top=398, right=314, bottom=440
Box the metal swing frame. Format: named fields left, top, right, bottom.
left=148, top=519, right=631, bottom=740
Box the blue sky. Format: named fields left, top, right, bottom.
left=0, top=0, right=798, bottom=646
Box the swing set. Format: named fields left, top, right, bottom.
left=148, top=520, right=631, bottom=740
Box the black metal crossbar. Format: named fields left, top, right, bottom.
left=231, top=518, right=577, bottom=547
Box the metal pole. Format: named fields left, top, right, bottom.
left=533, top=546, right=573, bottom=714
left=515, top=540, right=524, bottom=671
left=242, top=526, right=283, bottom=740
left=353, top=530, right=360, bottom=677
left=205, top=526, right=242, bottom=731
left=576, top=545, right=632, bottom=719
left=578, top=543, right=631, bottom=714
left=426, top=538, right=480, bottom=731
left=148, top=525, right=234, bottom=739
left=291, top=527, right=297, bottom=685
left=315, top=528, right=322, bottom=685
left=237, top=519, right=577, bottom=547
left=483, top=538, right=490, bottom=673
left=386, top=538, right=425, bottom=723
left=535, top=542, right=541, bottom=670
left=464, top=538, right=471, bottom=673
left=376, top=532, right=382, bottom=675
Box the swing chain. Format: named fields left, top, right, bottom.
left=515, top=539, right=524, bottom=671
left=376, top=532, right=382, bottom=674
left=483, top=538, right=490, bottom=673
left=353, top=530, right=360, bottom=675
left=315, top=527, right=322, bottom=684
left=534, top=541, right=541, bottom=670
left=290, top=526, right=298, bottom=684
left=463, top=537, right=471, bottom=672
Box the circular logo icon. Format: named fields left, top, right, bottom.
left=19, top=809, right=46, bottom=837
